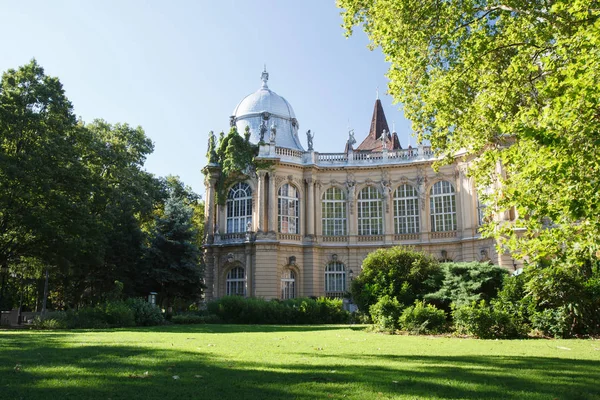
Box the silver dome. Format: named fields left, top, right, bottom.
left=231, top=69, right=304, bottom=151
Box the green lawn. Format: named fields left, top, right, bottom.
left=1, top=325, right=599, bottom=400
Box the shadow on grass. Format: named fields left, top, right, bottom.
left=0, top=331, right=598, bottom=400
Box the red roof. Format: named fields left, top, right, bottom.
left=355, top=99, right=402, bottom=151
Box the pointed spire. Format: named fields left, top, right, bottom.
left=261, top=66, right=269, bottom=89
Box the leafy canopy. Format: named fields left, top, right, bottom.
left=338, top=0, right=600, bottom=264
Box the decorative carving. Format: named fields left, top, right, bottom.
left=275, top=175, right=286, bottom=187
left=306, top=130, right=314, bottom=151
left=261, top=111, right=271, bottom=120
left=229, top=116, right=235, bottom=127
left=227, top=253, right=234, bottom=263
left=331, top=254, right=338, bottom=261
left=304, top=177, right=313, bottom=185
left=288, top=256, right=296, bottom=266
left=291, top=118, right=298, bottom=128
left=314, top=179, right=322, bottom=189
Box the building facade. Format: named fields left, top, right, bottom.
left=202, top=70, right=514, bottom=301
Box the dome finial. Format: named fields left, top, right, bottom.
left=261, top=65, right=269, bottom=89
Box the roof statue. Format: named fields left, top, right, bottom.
left=306, top=130, right=314, bottom=151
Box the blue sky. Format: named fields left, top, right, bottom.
left=0, top=1, right=413, bottom=195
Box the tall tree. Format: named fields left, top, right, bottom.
left=339, top=0, right=600, bottom=264
left=146, top=194, right=203, bottom=309
left=0, top=59, right=92, bottom=273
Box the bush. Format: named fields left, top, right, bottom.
left=126, top=298, right=165, bottom=326
left=369, top=295, right=403, bottom=333
left=32, top=314, right=67, bottom=330
left=64, top=306, right=109, bottom=329
left=425, top=262, right=508, bottom=311
left=351, top=247, right=442, bottom=312
left=206, top=296, right=349, bottom=324
left=104, top=301, right=135, bottom=327
left=452, top=300, right=526, bottom=339
left=530, top=307, right=571, bottom=338
left=399, top=301, right=447, bottom=334
left=172, top=314, right=209, bottom=324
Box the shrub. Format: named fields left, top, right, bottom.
left=172, top=314, right=208, bottom=324
left=399, top=301, right=447, bottom=334
left=369, top=295, right=403, bottom=333
left=206, top=296, right=349, bottom=324
left=64, top=306, right=109, bottom=329
left=425, top=262, right=508, bottom=311
left=452, top=300, right=526, bottom=339
left=126, top=298, right=165, bottom=326
left=351, top=247, right=442, bottom=312
left=530, top=307, right=571, bottom=338
left=103, top=301, right=135, bottom=327
left=32, top=314, right=67, bottom=330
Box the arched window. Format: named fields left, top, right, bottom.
left=281, top=270, right=296, bottom=299
left=226, top=267, right=245, bottom=296
left=357, top=186, right=383, bottom=235
left=325, top=261, right=346, bottom=297
left=278, top=183, right=299, bottom=234
left=430, top=181, right=457, bottom=231
left=226, top=182, right=252, bottom=233
left=322, top=187, right=346, bottom=236
left=393, top=184, right=420, bottom=234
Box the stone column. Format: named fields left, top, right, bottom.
left=305, top=177, right=314, bottom=237
left=268, top=174, right=277, bottom=233
left=245, top=246, right=253, bottom=297
left=204, top=174, right=217, bottom=242
left=256, top=171, right=266, bottom=232
left=315, top=180, right=322, bottom=237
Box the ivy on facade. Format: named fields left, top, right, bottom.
left=208, top=126, right=272, bottom=205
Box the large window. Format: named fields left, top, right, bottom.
left=325, top=262, right=346, bottom=296
left=226, top=267, right=245, bottom=296
left=430, top=181, right=457, bottom=231
left=226, top=182, right=252, bottom=233
left=322, top=187, right=346, bottom=236
left=281, top=270, right=296, bottom=299
left=357, top=186, right=383, bottom=235
left=278, top=184, right=299, bottom=234
left=393, top=184, right=420, bottom=234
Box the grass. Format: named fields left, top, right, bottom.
left=1, top=325, right=599, bottom=400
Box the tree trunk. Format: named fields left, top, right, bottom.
left=41, top=266, right=49, bottom=318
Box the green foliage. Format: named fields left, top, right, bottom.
left=369, top=295, right=403, bottom=333
left=206, top=296, right=349, bottom=325
left=399, top=301, right=447, bottom=334
left=452, top=301, right=527, bottom=339
left=171, top=313, right=209, bottom=325
left=146, top=194, right=204, bottom=308
left=31, top=314, right=67, bottom=330
left=125, top=297, right=165, bottom=326
left=214, top=126, right=261, bottom=205
left=339, top=0, right=600, bottom=266
left=103, top=301, right=136, bottom=327
left=425, top=262, right=508, bottom=310
left=350, top=247, right=442, bottom=312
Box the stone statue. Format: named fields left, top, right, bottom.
left=259, top=120, right=267, bottom=143
left=246, top=220, right=252, bottom=232
left=381, top=129, right=388, bottom=149
left=382, top=180, right=392, bottom=198
left=306, top=130, right=314, bottom=151
left=347, top=129, right=356, bottom=147
left=270, top=123, right=276, bottom=143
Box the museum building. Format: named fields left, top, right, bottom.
left=202, top=69, right=515, bottom=301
